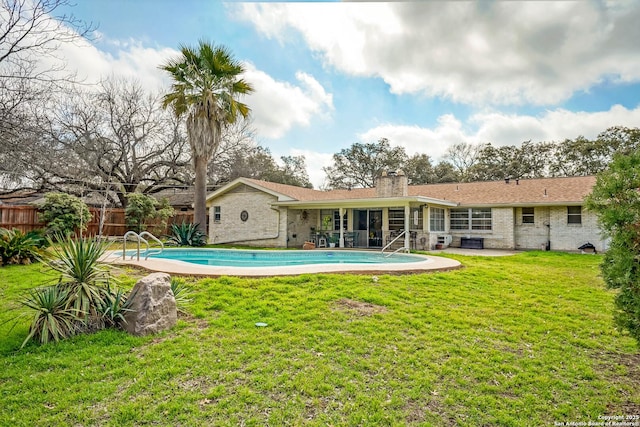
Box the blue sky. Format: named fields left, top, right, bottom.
left=56, top=1, right=640, bottom=188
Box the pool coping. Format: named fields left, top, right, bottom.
left=105, top=249, right=462, bottom=277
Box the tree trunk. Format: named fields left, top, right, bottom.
left=193, top=155, right=208, bottom=236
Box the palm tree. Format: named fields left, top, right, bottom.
left=161, top=40, right=254, bottom=234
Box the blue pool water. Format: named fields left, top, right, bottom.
left=136, top=249, right=426, bottom=267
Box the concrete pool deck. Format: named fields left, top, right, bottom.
left=106, top=249, right=463, bottom=277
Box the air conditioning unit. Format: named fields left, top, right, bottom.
left=437, top=235, right=452, bottom=246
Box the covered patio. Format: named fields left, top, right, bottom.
left=275, top=197, right=457, bottom=251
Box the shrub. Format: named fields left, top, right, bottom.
left=0, top=228, right=46, bottom=266
left=585, top=150, right=640, bottom=343
left=125, top=193, right=175, bottom=234
left=20, top=285, right=80, bottom=347
left=167, top=222, right=206, bottom=247
left=39, top=193, right=92, bottom=237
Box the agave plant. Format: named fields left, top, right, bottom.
left=20, top=285, right=81, bottom=347
left=43, top=236, right=111, bottom=318
left=170, top=277, right=193, bottom=315
left=167, top=222, right=206, bottom=247
left=0, top=228, right=46, bottom=266
left=97, top=284, right=135, bottom=329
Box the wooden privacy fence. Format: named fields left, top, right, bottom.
left=0, top=205, right=195, bottom=237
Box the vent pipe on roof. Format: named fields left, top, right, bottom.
left=516, top=179, right=519, bottom=185
left=544, top=188, right=547, bottom=197
left=505, top=178, right=510, bottom=184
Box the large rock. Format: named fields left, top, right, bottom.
left=124, top=273, right=177, bottom=336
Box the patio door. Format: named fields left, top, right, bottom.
left=354, top=209, right=383, bottom=248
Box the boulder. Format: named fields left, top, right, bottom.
left=124, top=273, right=177, bottom=336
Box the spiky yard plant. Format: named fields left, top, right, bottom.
left=170, top=277, right=193, bottom=315
left=0, top=228, right=46, bottom=266
left=20, top=285, right=81, bottom=348
left=167, top=222, right=206, bottom=247
left=44, top=236, right=112, bottom=321
left=97, top=284, right=134, bottom=329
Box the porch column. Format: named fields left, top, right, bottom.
left=404, top=204, right=411, bottom=249
left=339, top=207, right=345, bottom=247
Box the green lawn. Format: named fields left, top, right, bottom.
left=0, top=252, right=638, bottom=426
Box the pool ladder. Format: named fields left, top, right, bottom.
left=123, top=231, right=164, bottom=260
left=381, top=230, right=409, bottom=258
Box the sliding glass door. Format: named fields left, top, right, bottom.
left=354, top=209, right=383, bottom=248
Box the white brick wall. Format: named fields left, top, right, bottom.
left=548, top=206, right=605, bottom=252
left=515, top=207, right=551, bottom=250
left=207, top=185, right=287, bottom=247
left=446, top=206, right=606, bottom=251
left=287, top=209, right=319, bottom=247
left=208, top=185, right=607, bottom=252
left=449, top=207, right=515, bottom=249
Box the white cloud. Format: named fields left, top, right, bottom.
left=238, top=2, right=640, bottom=106
left=358, top=114, right=467, bottom=160
left=282, top=104, right=640, bottom=188
left=48, top=33, right=176, bottom=93
left=52, top=29, right=334, bottom=141
left=359, top=105, right=640, bottom=161
left=470, top=105, right=640, bottom=146
left=242, top=63, right=334, bottom=139
left=287, top=148, right=334, bottom=189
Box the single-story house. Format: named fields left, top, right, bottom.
left=205, top=172, right=605, bottom=252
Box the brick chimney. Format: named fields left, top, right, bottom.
left=376, top=170, right=408, bottom=198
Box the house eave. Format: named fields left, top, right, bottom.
left=272, top=196, right=458, bottom=209
left=206, top=177, right=296, bottom=205
left=456, top=201, right=586, bottom=208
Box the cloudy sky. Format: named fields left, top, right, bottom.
left=56, top=0, right=640, bottom=188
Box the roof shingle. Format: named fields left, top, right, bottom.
left=242, top=176, right=595, bottom=206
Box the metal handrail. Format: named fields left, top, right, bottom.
left=140, top=231, right=164, bottom=259
left=123, top=231, right=139, bottom=260
left=385, top=245, right=409, bottom=258
left=381, top=230, right=407, bottom=255
left=123, top=231, right=163, bottom=261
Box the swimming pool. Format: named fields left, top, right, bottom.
left=137, top=248, right=424, bottom=267
left=112, top=248, right=461, bottom=276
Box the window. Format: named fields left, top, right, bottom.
left=471, top=208, right=492, bottom=230
left=567, top=206, right=582, bottom=224
left=522, top=207, right=534, bottom=224
left=430, top=207, right=445, bottom=232
left=388, top=208, right=405, bottom=231
left=333, top=210, right=348, bottom=230
left=450, top=209, right=469, bottom=230
left=320, top=210, right=333, bottom=230
left=213, top=206, right=221, bottom=222
left=450, top=208, right=492, bottom=231
left=320, top=209, right=347, bottom=230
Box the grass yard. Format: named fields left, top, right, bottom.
left=0, top=251, right=638, bottom=426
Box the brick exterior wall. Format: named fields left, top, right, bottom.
left=548, top=206, right=605, bottom=252
left=287, top=209, right=319, bottom=247
left=448, top=207, right=515, bottom=249
left=514, top=206, right=551, bottom=250
left=207, top=185, right=287, bottom=247
left=208, top=182, right=606, bottom=252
